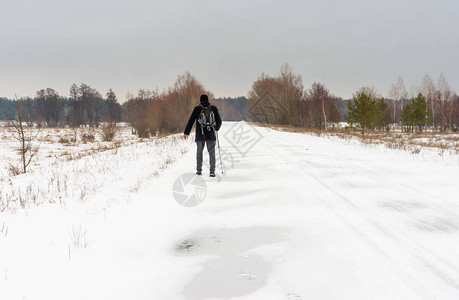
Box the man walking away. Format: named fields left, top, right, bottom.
left=183, top=94, right=222, bottom=177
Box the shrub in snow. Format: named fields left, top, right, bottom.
left=134, top=121, right=151, bottom=138
left=100, top=123, right=119, bottom=142
left=82, top=133, right=95, bottom=143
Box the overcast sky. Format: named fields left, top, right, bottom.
left=1, top=0, right=458, bottom=101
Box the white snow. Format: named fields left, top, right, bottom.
left=1, top=122, right=459, bottom=300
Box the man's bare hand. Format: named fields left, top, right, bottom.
left=183, top=134, right=189, bottom=140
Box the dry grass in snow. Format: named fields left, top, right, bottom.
left=256, top=123, right=459, bottom=158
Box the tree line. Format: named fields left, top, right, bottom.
left=386, top=74, right=459, bottom=132
left=2, top=67, right=458, bottom=135
left=120, top=72, right=219, bottom=137
left=0, top=73, right=249, bottom=138
left=246, top=64, right=459, bottom=133
left=0, top=85, right=122, bottom=127
left=246, top=64, right=342, bottom=129
left=346, top=75, right=459, bottom=134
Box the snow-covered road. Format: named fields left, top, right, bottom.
left=2, top=122, right=459, bottom=299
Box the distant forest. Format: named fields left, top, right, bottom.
left=0, top=73, right=251, bottom=138
left=0, top=93, right=348, bottom=123
left=0, top=90, right=248, bottom=124
left=0, top=87, right=248, bottom=125
left=2, top=66, right=459, bottom=135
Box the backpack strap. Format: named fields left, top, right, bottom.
left=199, top=103, right=213, bottom=109
left=197, top=104, right=205, bottom=135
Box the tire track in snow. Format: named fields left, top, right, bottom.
left=259, top=128, right=459, bottom=298
left=298, top=160, right=459, bottom=292
left=288, top=140, right=459, bottom=283
left=308, top=145, right=459, bottom=221
left=284, top=141, right=459, bottom=271
left=327, top=158, right=459, bottom=275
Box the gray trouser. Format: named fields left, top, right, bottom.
left=196, top=140, right=216, bottom=173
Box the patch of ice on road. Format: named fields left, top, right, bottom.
left=177, top=226, right=287, bottom=300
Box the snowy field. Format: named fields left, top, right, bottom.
left=1, top=122, right=459, bottom=299
left=0, top=126, right=138, bottom=181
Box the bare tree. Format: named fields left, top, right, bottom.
left=68, top=83, right=82, bottom=127
left=419, top=74, right=436, bottom=129
left=388, top=84, right=397, bottom=122
left=4, top=100, right=40, bottom=174
left=247, top=73, right=283, bottom=124
left=121, top=89, right=156, bottom=136
left=247, top=64, right=303, bottom=126
left=452, top=94, right=459, bottom=132
left=388, top=76, right=408, bottom=124
left=305, top=82, right=336, bottom=129
left=35, top=88, right=63, bottom=127
left=69, top=83, right=103, bottom=127
left=397, top=77, right=409, bottom=110
left=437, top=73, right=453, bottom=131
left=23, top=97, right=35, bottom=127
left=279, top=64, right=304, bottom=126
left=173, top=72, right=211, bottom=130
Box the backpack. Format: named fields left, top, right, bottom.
left=197, top=104, right=216, bottom=134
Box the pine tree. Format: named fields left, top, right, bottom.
left=401, top=93, right=429, bottom=132
left=346, top=89, right=385, bottom=135
left=106, top=89, right=120, bottom=123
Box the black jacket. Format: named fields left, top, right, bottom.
left=184, top=101, right=222, bottom=141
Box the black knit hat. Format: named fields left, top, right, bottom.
left=200, top=94, right=209, bottom=103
